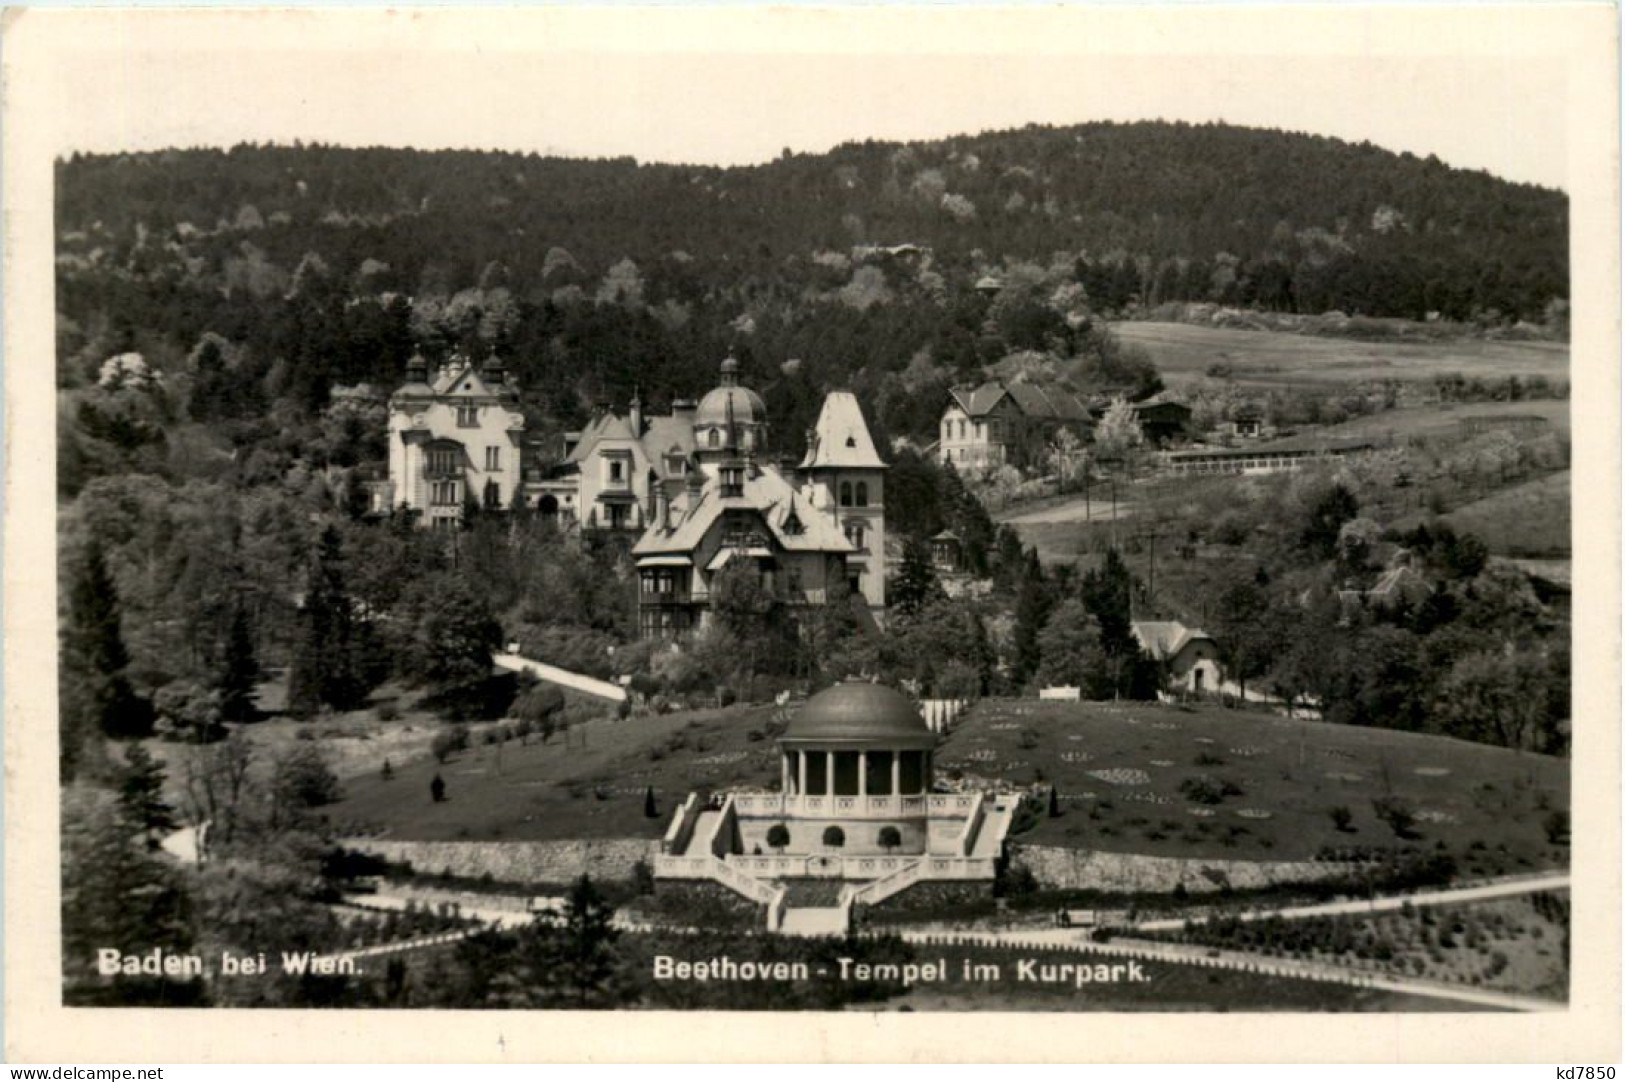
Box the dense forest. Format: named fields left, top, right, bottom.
left=57, top=122, right=1567, bottom=449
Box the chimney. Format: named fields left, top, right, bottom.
left=629, top=389, right=644, bottom=436
left=655, top=482, right=670, bottom=530
left=671, top=398, right=697, bottom=425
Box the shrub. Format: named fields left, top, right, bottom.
left=431, top=724, right=471, bottom=763
left=375, top=700, right=400, bottom=722
left=766, top=823, right=791, bottom=852
left=1329, top=805, right=1354, bottom=832
left=877, top=825, right=902, bottom=852
left=1371, top=796, right=1418, bottom=839
left=822, top=825, right=845, bottom=848
left=275, top=744, right=342, bottom=808
left=1542, top=809, right=1570, bottom=845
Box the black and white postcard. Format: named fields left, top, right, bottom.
left=3, top=4, right=1618, bottom=1064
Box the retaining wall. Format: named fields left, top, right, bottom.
left=343, top=837, right=658, bottom=884
left=1014, top=845, right=1361, bottom=893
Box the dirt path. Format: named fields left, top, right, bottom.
left=1131, top=871, right=1571, bottom=932
left=998, top=497, right=1130, bottom=526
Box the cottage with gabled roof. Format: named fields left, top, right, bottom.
left=938, top=378, right=1094, bottom=470
left=1131, top=619, right=1222, bottom=696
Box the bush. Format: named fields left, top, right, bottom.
left=766, top=823, right=791, bottom=852
left=1542, top=809, right=1570, bottom=845
left=1329, top=805, right=1354, bottom=832
left=1371, top=796, right=1418, bottom=839
left=877, top=825, right=902, bottom=852
left=822, top=825, right=845, bottom=848
left=431, top=724, right=471, bottom=763
left=275, top=744, right=342, bottom=808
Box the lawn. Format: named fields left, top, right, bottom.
left=328, top=703, right=784, bottom=841
left=1112, top=321, right=1570, bottom=390
left=325, top=690, right=1568, bottom=882
left=940, top=700, right=1569, bottom=872
left=1442, top=470, right=1571, bottom=558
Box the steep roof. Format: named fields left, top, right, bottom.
left=800, top=391, right=886, bottom=470
left=632, top=462, right=851, bottom=558
left=1005, top=381, right=1094, bottom=422
left=566, top=409, right=698, bottom=478
left=949, top=379, right=1092, bottom=422
left=948, top=382, right=1010, bottom=417
left=1131, top=620, right=1215, bottom=660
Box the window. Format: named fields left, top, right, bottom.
left=848, top=571, right=862, bottom=595
left=483, top=481, right=501, bottom=509
left=707, top=429, right=720, bottom=448
left=839, top=481, right=852, bottom=507
left=432, top=481, right=458, bottom=506
left=427, top=448, right=459, bottom=475
left=609, top=460, right=624, bottom=483
left=787, top=566, right=803, bottom=595
left=457, top=405, right=478, bottom=427
left=958, top=420, right=966, bottom=439
left=844, top=522, right=866, bottom=550
left=855, top=482, right=868, bottom=507
left=974, top=421, right=984, bottom=440
left=943, top=421, right=952, bottom=441
left=720, top=467, right=744, bottom=498
left=484, top=447, right=501, bottom=471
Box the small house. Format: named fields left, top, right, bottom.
left=1131, top=620, right=1222, bottom=696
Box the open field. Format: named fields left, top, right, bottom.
left=1112, top=321, right=1569, bottom=390
left=1256, top=399, right=1570, bottom=444
left=328, top=693, right=1567, bottom=880
left=942, top=700, right=1568, bottom=871
left=1441, top=470, right=1571, bottom=558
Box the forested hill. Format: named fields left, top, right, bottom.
left=56, top=122, right=1566, bottom=450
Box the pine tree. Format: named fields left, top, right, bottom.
left=217, top=601, right=259, bottom=723
left=117, top=743, right=177, bottom=849
left=557, top=875, right=622, bottom=1008
left=1011, top=550, right=1052, bottom=687
left=642, top=786, right=658, bottom=819
left=889, top=535, right=941, bottom=617
left=64, top=538, right=153, bottom=743
left=288, top=526, right=374, bottom=716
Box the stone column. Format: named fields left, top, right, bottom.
left=826, top=751, right=836, bottom=797
left=858, top=752, right=868, bottom=798
left=782, top=753, right=791, bottom=795
left=798, top=751, right=808, bottom=798
left=891, top=752, right=901, bottom=801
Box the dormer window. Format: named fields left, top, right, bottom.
left=720, top=466, right=744, bottom=497
left=708, top=429, right=720, bottom=448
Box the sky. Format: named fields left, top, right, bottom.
left=15, top=7, right=1585, bottom=190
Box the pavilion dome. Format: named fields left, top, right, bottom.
left=694, top=357, right=767, bottom=430
left=782, top=683, right=933, bottom=746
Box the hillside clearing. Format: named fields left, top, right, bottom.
left=1112, top=321, right=1568, bottom=389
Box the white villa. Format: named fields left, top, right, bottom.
left=653, top=683, right=1016, bottom=934
left=377, top=351, right=526, bottom=526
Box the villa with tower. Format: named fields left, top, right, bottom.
left=381, top=351, right=891, bottom=634
left=628, top=357, right=888, bottom=639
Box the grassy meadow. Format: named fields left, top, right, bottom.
left=1111, top=321, right=1570, bottom=390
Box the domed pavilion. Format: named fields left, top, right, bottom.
left=653, top=683, right=1016, bottom=930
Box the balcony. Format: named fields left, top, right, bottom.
left=422, top=463, right=463, bottom=480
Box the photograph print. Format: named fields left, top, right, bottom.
left=12, top=4, right=1614, bottom=1049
